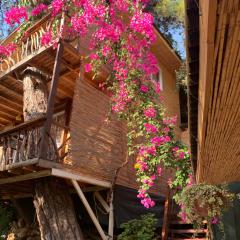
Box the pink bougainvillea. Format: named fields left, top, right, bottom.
left=41, top=32, right=52, bottom=46
left=31, top=4, right=48, bottom=16
left=5, top=6, right=28, bottom=26
left=144, top=107, right=157, bottom=118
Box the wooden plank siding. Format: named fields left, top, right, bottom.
left=68, top=80, right=127, bottom=182
left=196, top=0, right=240, bottom=184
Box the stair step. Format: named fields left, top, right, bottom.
left=171, top=220, right=193, bottom=224
left=171, top=229, right=207, bottom=234
left=171, top=220, right=207, bottom=225
left=172, top=238, right=207, bottom=240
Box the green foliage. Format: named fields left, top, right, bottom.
left=0, top=201, right=15, bottom=238
left=147, top=0, right=185, bottom=56
left=175, top=184, right=235, bottom=230
left=176, top=61, right=187, bottom=92
left=117, top=214, right=157, bottom=240
left=154, top=0, right=184, bottom=24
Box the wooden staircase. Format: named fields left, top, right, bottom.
left=161, top=189, right=208, bottom=240
left=168, top=217, right=208, bottom=240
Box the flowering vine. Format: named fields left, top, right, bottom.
left=1, top=0, right=192, bottom=210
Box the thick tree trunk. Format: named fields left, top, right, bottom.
left=34, top=177, right=84, bottom=240
left=23, top=67, right=84, bottom=240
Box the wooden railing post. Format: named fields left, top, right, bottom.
left=161, top=187, right=171, bottom=240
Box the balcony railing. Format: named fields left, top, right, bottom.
left=0, top=15, right=53, bottom=75
left=0, top=115, right=70, bottom=171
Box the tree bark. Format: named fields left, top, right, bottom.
left=34, top=177, right=84, bottom=240
left=23, top=67, right=84, bottom=240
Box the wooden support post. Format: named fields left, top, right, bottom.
left=59, top=99, right=72, bottom=160
left=71, top=180, right=108, bottom=240
left=108, top=192, right=114, bottom=239
left=161, top=188, right=171, bottom=240
left=39, top=42, right=64, bottom=159
left=94, top=191, right=110, bottom=213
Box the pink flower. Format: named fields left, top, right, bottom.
left=139, top=145, right=156, bottom=157
left=137, top=189, right=146, bottom=199
left=144, top=123, right=158, bottom=133
left=0, top=43, right=16, bottom=59
left=141, top=198, right=155, bottom=208
left=180, top=211, right=187, bottom=223
left=90, top=53, right=99, bottom=60
left=41, top=32, right=52, bottom=46
left=187, top=174, right=194, bottom=187
left=154, top=82, right=161, bottom=93
left=130, top=12, right=156, bottom=42
left=150, top=174, right=156, bottom=180
left=85, top=63, right=92, bottom=73
left=167, top=178, right=172, bottom=186
left=178, top=151, right=185, bottom=159
left=144, top=107, right=157, bottom=118
left=157, top=167, right=162, bottom=176
left=162, top=127, right=170, bottom=134
left=102, top=46, right=111, bottom=56
left=172, top=147, right=180, bottom=152
left=151, top=136, right=171, bottom=146
left=211, top=217, right=219, bottom=224
left=31, top=4, right=48, bottom=16
left=52, top=0, right=65, bottom=16
left=5, top=7, right=28, bottom=26
left=146, top=146, right=156, bottom=155
left=163, top=116, right=177, bottom=126
left=140, top=84, right=149, bottom=93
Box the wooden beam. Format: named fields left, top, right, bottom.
left=0, top=84, right=22, bottom=100
left=0, top=117, right=10, bottom=124
left=0, top=109, right=19, bottom=119
left=51, top=168, right=111, bottom=188
left=4, top=159, right=39, bottom=171
left=81, top=186, right=108, bottom=193
left=0, top=117, right=45, bottom=137
left=29, top=61, right=74, bottom=97
left=2, top=194, right=32, bottom=200
left=62, top=41, right=81, bottom=59
left=108, top=193, right=114, bottom=239
left=48, top=49, right=79, bottom=74
left=94, top=191, right=110, bottom=213
left=0, top=96, right=22, bottom=111
left=0, top=103, right=20, bottom=115
left=39, top=42, right=64, bottom=159
left=0, top=170, right=51, bottom=185
left=72, top=180, right=108, bottom=240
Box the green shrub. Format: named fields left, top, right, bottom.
left=117, top=213, right=157, bottom=240
left=0, top=201, right=15, bottom=239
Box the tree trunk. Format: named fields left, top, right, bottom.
left=23, top=67, right=84, bottom=240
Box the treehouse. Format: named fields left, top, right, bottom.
left=0, top=12, right=183, bottom=239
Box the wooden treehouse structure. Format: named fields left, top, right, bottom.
left=0, top=13, right=183, bottom=240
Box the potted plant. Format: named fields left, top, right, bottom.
left=175, top=184, right=235, bottom=229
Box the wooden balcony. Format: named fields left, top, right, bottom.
left=0, top=115, right=69, bottom=171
